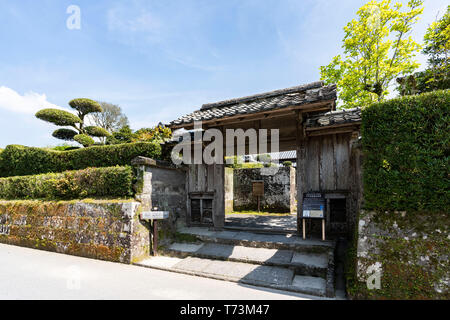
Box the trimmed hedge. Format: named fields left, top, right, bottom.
left=361, top=90, right=450, bottom=212
left=0, top=166, right=133, bottom=200
left=0, top=142, right=161, bottom=177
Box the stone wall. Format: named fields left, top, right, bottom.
left=132, top=157, right=187, bottom=244
left=233, top=167, right=296, bottom=213
left=0, top=157, right=188, bottom=264
left=350, top=210, right=449, bottom=299
left=0, top=200, right=149, bottom=263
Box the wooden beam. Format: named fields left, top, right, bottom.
left=306, top=122, right=361, bottom=132
left=306, top=126, right=360, bottom=137
left=296, top=111, right=307, bottom=234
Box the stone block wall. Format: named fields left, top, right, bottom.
left=233, top=167, right=296, bottom=213
left=0, top=200, right=149, bottom=263
left=132, top=157, right=187, bottom=244
left=0, top=157, right=188, bottom=264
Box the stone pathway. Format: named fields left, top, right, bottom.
left=138, top=255, right=328, bottom=297
left=225, top=213, right=297, bottom=232
left=135, top=227, right=338, bottom=298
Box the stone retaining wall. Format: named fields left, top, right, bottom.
left=132, top=156, right=187, bottom=244
left=0, top=200, right=149, bottom=263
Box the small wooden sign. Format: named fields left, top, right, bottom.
left=252, top=181, right=264, bottom=196
left=140, top=211, right=169, bottom=220
left=302, top=210, right=324, bottom=218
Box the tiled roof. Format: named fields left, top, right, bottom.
left=306, top=108, right=361, bottom=128
left=169, top=81, right=337, bottom=127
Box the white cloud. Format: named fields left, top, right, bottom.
left=0, top=86, right=61, bottom=114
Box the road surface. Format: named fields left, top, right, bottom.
left=0, top=243, right=316, bottom=300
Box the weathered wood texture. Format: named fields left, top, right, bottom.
left=300, top=132, right=358, bottom=237
left=304, top=133, right=352, bottom=192
left=186, top=163, right=225, bottom=229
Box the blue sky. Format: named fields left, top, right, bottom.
left=0, top=0, right=447, bottom=148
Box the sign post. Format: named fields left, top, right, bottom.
left=140, top=210, right=169, bottom=256
left=302, top=193, right=326, bottom=241
left=252, top=181, right=264, bottom=213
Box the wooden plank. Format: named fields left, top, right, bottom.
left=186, top=169, right=191, bottom=226
left=335, top=134, right=350, bottom=190
left=188, top=165, right=196, bottom=192
left=213, top=164, right=225, bottom=229
left=305, top=137, right=320, bottom=191
left=319, top=135, right=335, bottom=191
left=197, top=164, right=206, bottom=192
left=296, top=111, right=306, bottom=233
left=207, top=164, right=215, bottom=192
left=306, top=122, right=361, bottom=132
left=306, top=126, right=359, bottom=137
left=333, top=134, right=338, bottom=191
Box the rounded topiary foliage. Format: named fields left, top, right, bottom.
left=84, top=126, right=110, bottom=137
left=52, top=129, right=78, bottom=141
left=36, top=109, right=81, bottom=126
left=282, top=161, right=292, bottom=167
left=74, top=134, right=95, bottom=147
left=69, top=98, right=102, bottom=115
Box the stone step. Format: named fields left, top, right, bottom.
left=177, top=227, right=335, bottom=254
left=135, top=255, right=329, bottom=298
left=164, top=242, right=328, bottom=278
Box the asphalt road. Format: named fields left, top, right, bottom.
left=0, top=243, right=314, bottom=300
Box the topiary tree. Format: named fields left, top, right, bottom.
left=36, top=98, right=110, bottom=147
left=282, top=161, right=292, bottom=167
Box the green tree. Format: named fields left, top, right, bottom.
left=133, top=124, right=172, bottom=143
left=397, top=5, right=449, bottom=95
left=36, top=98, right=110, bottom=147
left=106, top=124, right=172, bottom=145
left=320, top=0, right=424, bottom=109
left=423, top=5, right=450, bottom=68
left=105, top=125, right=135, bottom=145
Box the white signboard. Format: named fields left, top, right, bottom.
left=140, top=211, right=169, bottom=220
left=302, top=210, right=324, bottom=218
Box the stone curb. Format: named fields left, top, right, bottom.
left=162, top=247, right=328, bottom=278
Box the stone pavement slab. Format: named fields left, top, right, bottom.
left=291, top=252, right=328, bottom=269
left=179, top=227, right=334, bottom=251
left=291, top=275, right=326, bottom=296
left=201, top=259, right=257, bottom=279
left=178, top=226, right=215, bottom=237
left=138, top=256, right=183, bottom=269
left=168, top=243, right=204, bottom=253
left=242, top=265, right=294, bottom=286
left=173, top=256, right=213, bottom=272
left=195, top=243, right=294, bottom=265
left=136, top=254, right=329, bottom=297
left=225, top=214, right=297, bottom=232
left=173, top=257, right=295, bottom=287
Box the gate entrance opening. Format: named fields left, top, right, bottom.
left=168, top=81, right=362, bottom=239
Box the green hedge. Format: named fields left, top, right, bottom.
left=0, top=142, right=161, bottom=177
left=0, top=166, right=133, bottom=200
left=361, top=90, right=450, bottom=212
